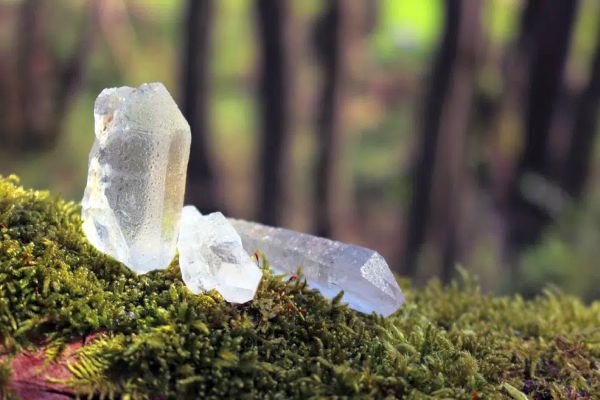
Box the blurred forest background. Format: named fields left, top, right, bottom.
left=1, top=0, right=600, bottom=300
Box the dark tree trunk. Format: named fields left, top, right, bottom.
left=16, top=0, right=48, bottom=150
left=434, top=0, right=481, bottom=283
left=313, top=0, right=342, bottom=238
left=0, top=3, right=9, bottom=143
left=402, top=0, right=462, bottom=277
left=561, top=14, right=600, bottom=199
left=508, top=0, right=579, bottom=251
left=515, top=0, right=544, bottom=54
left=486, top=0, right=545, bottom=207
left=181, top=0, right=220, bottom=213
left=50, top=1, right=97, bottom=146
left=255, top=0, right=289, bottom=226
left=5, top=0, right=95, bottom=152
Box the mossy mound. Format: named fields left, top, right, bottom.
left=0, top=175, right=599, bottom=399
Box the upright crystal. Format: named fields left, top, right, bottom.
left=178, top=206, right=263, bottom=303
left=82, top=83, right=191, bottom=273
left=229, top=219, right=404, bottom=316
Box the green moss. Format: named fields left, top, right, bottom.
left=0, top=358, right=15, bottom=400
left=0, top=175, right=599, bottom=399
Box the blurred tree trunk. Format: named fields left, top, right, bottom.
left=181, top=0, right=220, bottom=213
left=486, top=0, right=544, bottom=206
left=433, top=0, right=481, bottom=282
left=255, top=0, right=289, bottom=226
left=16, top=0, right=48, bottom=150
left=403, top=0, right=460, bottom=277
left=457, top=0, right=545, bottom=277
left=561, top=16, right=600, bottom=199
left=0, top=7, right=21, bottom=146
left=50, top=2, right=98, bottom=146
left=2, top=0, right=95, bottom=152
left=507, top=1, right=579, bottom=252
left=313, top=0, right=343, bottom=238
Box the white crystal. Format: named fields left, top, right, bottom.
left=82, top=83, right=191, bottom=273
left=178, top=206, right=263, bottom=303
left=229, top=219, right=405, bottom=316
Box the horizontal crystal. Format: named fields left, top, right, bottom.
left=178, top=206, right=262, bottom=303
left=229, top=219, right=404, bottom=316
left=82, top=83, right=191, bottom=273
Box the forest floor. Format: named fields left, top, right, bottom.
left=1, top=175, right=599, bottom=399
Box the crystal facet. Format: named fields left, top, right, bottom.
left=229, top=219, right=404, bottom=316
left=178, top=206, right=263, bottom=303
left=82, top=83, right=191, bottom=273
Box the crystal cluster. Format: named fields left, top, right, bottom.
left=230, top=219, right=404, bottom=316
left=178, top=206, right=262, bottom=303
left=82, top=83, right=404, bottom=314
left=81, top=83, right=191, bottom=273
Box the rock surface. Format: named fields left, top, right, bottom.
left=81, top=83, right=190, bottom=273
left=0, top=337, right=96, bottom=400
left=229, top=219, right=404, bottom=316
left=178, top=206, right=263, bottom=303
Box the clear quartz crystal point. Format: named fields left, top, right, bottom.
left=229, top=219, right=405, bottom=316
left=81, top=83, right=191, bottom=273
left=178, top=206, right=263, bottom=303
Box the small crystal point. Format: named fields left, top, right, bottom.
left=178, top=206, right=263, bottom=303
left=229, top=219, right=405, bottom=316
left=82, top=83, right=191, bottom=273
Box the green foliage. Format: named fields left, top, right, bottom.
left=1, top=175, right=599, bottom=399
left=518, top=190, right=600, bottom=301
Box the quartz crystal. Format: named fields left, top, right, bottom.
left=229, top=219, right=404, bottom=316
left=82, top=83, right=191, bottom=273
left=178, top=206, right=263, bottom=303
